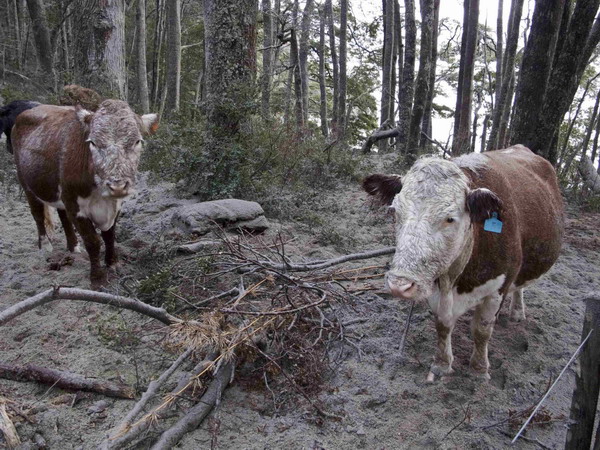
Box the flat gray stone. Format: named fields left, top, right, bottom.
left=172, top=199, right=268, bottom=235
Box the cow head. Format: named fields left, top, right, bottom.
left=363, top=158, right=502, bottom=301
left=78, top=100, right=159, bottom=198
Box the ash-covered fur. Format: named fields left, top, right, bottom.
left=0, top=100, right=40, bottom=153
left=363, top=147, right=564, bottom=380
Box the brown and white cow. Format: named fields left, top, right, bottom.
left=363, top=145, right=564, bottom=381
left=12, top=100, right=159, bottom=286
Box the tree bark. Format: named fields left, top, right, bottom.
left=261, top=0, right=273, bottom=118
left=397, top=0, right=415, bottom=150
left=510, top=0, right=565, bottom=158
left=495, top=0, right=503, bottom=111
left=165, top=0, right=181, bottom=114
left=406, top=0, right=435, bottom=162
left=299, top=0, right=314, bottom=125
left=487, top=0, right=524, bottom=150
left=582, top=92, right=600, bottom=161
left=531, top=0, right=600, bottom=163
left=379, top=0, right=395, bottom=152
left=318, top=5, right=328, bottom=137
left=325, top=0, right=339, bottom=135
left=136, top=0, right=150, bottom=113
left=451, top=0, right=479, bottom=156
left=338, top=0, right=348, bottom=138
left=290, top=28, right=304, bottom=129
left=420, top=0, right=440, bottom=153
left=25, top=0, right=53, bottom=74
left=151, top=0, right=165, bottom=106
left=73, top=0, right=127, bottom=99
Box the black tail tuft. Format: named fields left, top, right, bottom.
left=0, top=100, right=40, bottom=153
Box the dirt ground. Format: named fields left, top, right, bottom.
left=1, top=157, right=600, bottom=449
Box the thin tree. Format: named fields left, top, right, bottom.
left=137, top=0, right=150, bottom=113
left=338, top=0, right=347, bottom=137
left=299, top=0, right=315, bottom=125
left=406, top=0, right=435, bottom=161
left=165, top=0, right=181, bottom=114
left=397, top=0, right=416, bottom=149
left=451, top=0, right=480, bottom=155
left=420, top=0, right=440, bottom=152
left=378, top=0, right=395, bottom=152
left=318, top=4, right=328, bottom=137
left=261, top=0, right=273, bottom=118
left=25, top=0, right=53, bottom=74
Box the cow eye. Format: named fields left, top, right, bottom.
left=86, top=140, right=96, bottom=148
left=446, top=217, right=455, bottom=224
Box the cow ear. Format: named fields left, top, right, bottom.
left=362, top=174, right=403, bottom=205
left=140, top=113, right=159, bottom=136
left=75, top=105, right=93, bottom=131
left=467, top=188, right=503, bottom=223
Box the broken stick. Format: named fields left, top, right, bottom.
left=0, top=399, right=21, bottom=449
left=0, top=362, right=135, bottom=399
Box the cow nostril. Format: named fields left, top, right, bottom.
left=387, top=276, right=418, bottom=299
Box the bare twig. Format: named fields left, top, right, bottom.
left=398, top=301, right=415, bottom=359
left=0, top=362, right=135, bottom=399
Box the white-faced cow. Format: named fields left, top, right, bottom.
left=11, top=100, right=159, bottom=286
left=363, top=145, right=563, bottom=381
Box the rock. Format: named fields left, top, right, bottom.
left=177, top=240, right=222, bottom=254
left=172, top=199, right=269, bottom=235
left=33, top=433, right=47, bottom=449
left=87, top=400, right=109, bottom=415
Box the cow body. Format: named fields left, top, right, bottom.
left=363, top=145, right=563, bottom=380
left=12, top=100, right=158, bottom=286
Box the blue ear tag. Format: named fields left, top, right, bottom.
left=484, top=212, right=503, bottom=233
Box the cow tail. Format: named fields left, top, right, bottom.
left=44, top=204, right=55, bottom=236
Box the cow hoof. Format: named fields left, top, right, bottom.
left=90, top=269, right=108, bottom=289
left=470, top=370, right=491, bottom=381
left=427, top=364, right=454, bottom=382
left=510, top=310, right=526, bottom=322
left=72, top=244, right=82, bottom=254
left=39, top=236, right=53, bottom=253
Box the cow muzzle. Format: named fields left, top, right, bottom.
left=106, top=179, right=131, bottom=198
left=386, top=272, right=418, bottom=299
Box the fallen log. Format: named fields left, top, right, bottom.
left=578, top=156, right=600, bottom=194
left=0, top=362, right=135, bottom=399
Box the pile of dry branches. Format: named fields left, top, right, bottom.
left=0, top=231, right=393, bottom=448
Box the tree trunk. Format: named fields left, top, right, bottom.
left=25, top=0, right=53, bottom=74
left=299, top=0, right=314, bottom=125
left=290, top=28, right=304, bottom=130
left=529, top=0, right=600, bottom=163
left=151, top=0, right=164, bottom=106
left=378, top=0, right=395, bottom=152
left=338, top=0, right=348, bottom=138
left=325, top=0, right=339, bottom=136
left=495, top=0, right=503, bottom=110
left=261, top=0, right=273, bottom=118
left=165, top=0, right=181, bottom=114
left=510, top=0, right=565, bottom=157
left=397, top=0, right=415, bottom=150
left=405, top=0, right=434, bottom=162
left=451, top=0, right=479, bottom=156
left=318, top=5, right=328, bottom=137
left=487, top=0, right=524, bottom=150
left=420, top=0, right=439, bottom=153
left=136, top=0, right=150, bottom=113
left=74, top=0, right=127, bottom=99
left=582, top=92, right=600, bottom=161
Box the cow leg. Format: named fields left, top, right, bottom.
left=470, top=293, right=503, bottom=379
left=24, top=191, right=52, bottom=252
left=57, top=209, right=80, bottom=253
left=427, top=318, right=456, bottom=382
left=73, top=217, right=106, bottom=286
left=509, top=288, right=526, bottom=322
left=101, top=223, right=118, bottom=267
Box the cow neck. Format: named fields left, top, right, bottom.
left=61, top=121, right=95, bottom=198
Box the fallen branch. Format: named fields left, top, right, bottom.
left=150, top=362, right=234, bottom=450
left=0, top=399, right=20, bottom=449
left=247, top=246, right=395, bottom=272
left=109, top=348, right=194, bottom=439
left=0, top=362, right=135, bottom=399
left=0, top=287, right=180, bottom=327
left=101, top=356, right=218, bottom=450
left=361, top=124, right=399, bottom=154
